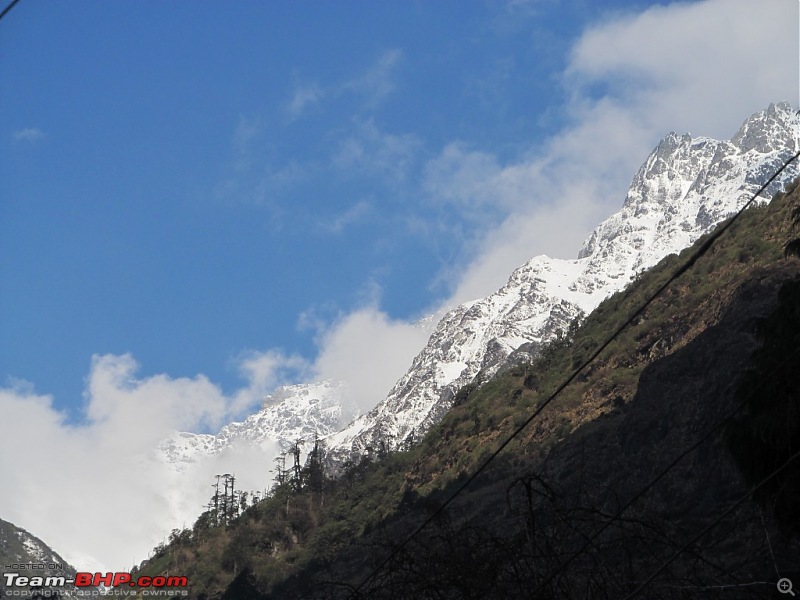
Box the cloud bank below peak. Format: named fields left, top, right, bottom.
left=431, top=0, right=798, bottom=306
left=2, top=0, right=797, bottom=576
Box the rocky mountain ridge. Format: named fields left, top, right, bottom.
left=0, top=517, right=78, bottom=597
left=132, top=168, right=800, bottom=599
left=155, top=102, right=799, bottom=477
left=155, top=379, right=348, bottom=472
left=322, top=102, right=800, bottom=465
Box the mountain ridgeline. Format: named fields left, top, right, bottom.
left=156, top=103, right=799, bottom=485
left=134, top=115, right=800, bottom=597
left=0, top=517, right=79, bottom=598
left=323, top=102, right=799, bottom=467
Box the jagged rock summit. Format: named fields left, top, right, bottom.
left=322, top=102, right=800, bottom=466
left=156, top=379, right=348, bottom=473
left=156, top=103, right=799, bottom=477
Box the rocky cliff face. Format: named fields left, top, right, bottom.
left=199, top=171, right=800, bottom=600
left=322, top=102, right=800, bottom=466
left=0, top=517, right=78, bottom=597
left=155, top=380, right=347, bottom=473
left=135, top=103, right=799, bottom=598
left=153, top=103, right=798, bottom=479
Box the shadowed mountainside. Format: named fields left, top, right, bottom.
left=132, top=174, right=800, bottom=598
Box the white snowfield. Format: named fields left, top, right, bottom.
left=322, top=102, right=800, bottom=465
left=155, top=379, right=347, bottom=470
left=157, top=102, right=799, bottom=476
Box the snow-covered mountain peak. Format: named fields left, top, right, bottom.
left=259, top=379, right=345, bottom=412
left=732, top=101, right=798, bottom=154
left=149, top=102, right=798, bottom=508
left=156, top=379, right=349, bottom=472
left=323, top=103, right=800, bottom=466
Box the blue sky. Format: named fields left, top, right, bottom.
left=1, top=0, right=660, bottom=417
left=1, top=0, right=797, bottom=571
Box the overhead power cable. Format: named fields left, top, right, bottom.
left=349, top=148, right=800, bottom=598
left=531, top=344, right=800, bottom=596
left=623, top=446, right=800, bottom=600
left=0, top=0, right=21, bottom=23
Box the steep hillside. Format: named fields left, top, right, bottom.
left=156, top=380, right=348, bottom=474
left=156, top=104, right=798, bottom=483
left=323, top=102, right=799, bottom=466
left=0, top=517, right=79, bottom=598
left=134, top=173, right=800, bottom=598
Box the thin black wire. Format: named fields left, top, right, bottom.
left=531, top=151, right=800, bottom=593
left=349, top=149, right=800, bottom=598
left=0, top=0, right=21, bottom=23
left=531, top=344, right=800, bottom=596
left=623, top=446, right=800, bottom=600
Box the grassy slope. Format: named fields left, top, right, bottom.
left=135, top=179, right=800, bottom=599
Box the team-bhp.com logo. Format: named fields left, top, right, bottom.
left=73, top=573, right=187, bottom=588
left=3, top=571, right=188, bottom=596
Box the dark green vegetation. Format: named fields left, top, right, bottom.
left=134, top=180, right=800, bottom=599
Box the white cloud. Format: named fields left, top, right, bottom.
left=425, top=0, right=798, bottom=305
left=333, top=118, right=422, bottom=183
left=223, top=50, right=408, bottom=209
left=13, top=128, right=45, bottom=143
left=5, top=0, right=797, bottom=577
left=423, top=142, right=535, bottom=218
left=341, top=49, right=403, bottom=108
left=83, top=354, right=227, bottom=437
left=231, top=349, right=310, bottom=414
left=217, top=156, right=309, bottom=219
left=219, top=113, right=313, bottom=213
left=566, top=0, right=798, bottom=139
left=0, top=350, right=303, bottom=572
left=0, top=306, right=423, bottom=574
left=310, top=300, right=431, bottom=415
left=317, top=200, right=372, bottom=234
left=287, top=82, right=324, bottom=118
left=232, top=115, right=262, bottom=157
left=287, top=49, right=404, bottom=120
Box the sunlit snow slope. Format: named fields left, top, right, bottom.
left=323, top=102, right=800, bottom=465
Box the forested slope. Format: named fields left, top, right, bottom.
left=135, top=177, right=800, bottom=599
